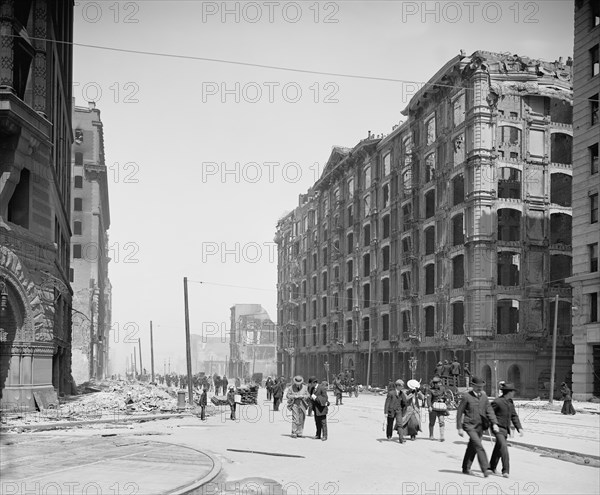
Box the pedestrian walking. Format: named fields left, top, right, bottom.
left=199, top=386, right=208, bottom=421
left=384, top=380, right=407, bottom=443
left=490, top=382, right=524, bottom=478
left=427, top=377, right=449, bottom=442
left=312, top=380, right=330, bottom=440
left=266, top=376, right=274, bottom=400
left=451, top=358, right=461, bottom=387
left=456, top=376, right=499, bottom=477
left=434, top=361, right=444, bottom=377
left=272, top=377, right=284, bottom=411
left=405, top=380, right=424, bottom=440
left=287, top=375, right=309, bottom=438
left=560, top=382, right=576, bottom=415
left=222, top=375, right=229, bottom=393
left=226, top=385, right=236, bottom=420
left=307, top=377, right=318, bottom=417
left=333, top=374, right=344, bottom=405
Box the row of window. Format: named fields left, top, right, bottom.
left=290, top=294, right=597, bottom=348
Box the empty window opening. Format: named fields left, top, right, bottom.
left=550, top=213, right=572, bottom=245
left=382, top=215, right=390, bottom=239
left=497, top=252, right=520, bottom=286
left=550, top=254, right=572, bottom=285
left=425, top=264, right=435, bottom=294
left=363, top=317, right=370, bottom=341
left=452, top=174, right=464, bottom=205
left=382, top=278, right=390, bottom=304
left=551, top=133, right=573, bottom=164
left=425, top=191, right=435, bottom=219
left=497, top=209, right=521, bottom=241
left=425, top=226, right=435, bottom=255
left=498, top=167, right=521, bottom=199
left=452, top=255, right=464, bottom=288
left=549, top=300, right=572, bottom=335
left=363, top=253, right=370, bottom=277
left=453, top=214, right=464, bottom=246
left=382, top=245, right=390, bottom=271
left=452, top=302, right=464, bottom=335
left=424, top=306, right=435, bottom=336
left=497, top=300, right=519, bottom=334
left=549, top=98, right=573, bottom=124
left=550, top=173, right=572, bottom=206
left=363, top=283, right=370, bottom=308
left=382, top=314, right=390, bottom=340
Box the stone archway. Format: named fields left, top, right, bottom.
left=507, top=364, right=522, bottom=393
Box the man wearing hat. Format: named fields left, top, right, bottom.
left=490, top=383, right=523, bottom=478
left=286, top=375, right=310, bottom=438
left=384, top=379, right=407, bottom=443
left=427, top=376, right=449, bottom=441
left=333, top=374, right=345, bottom=405
left=456, top=376, right=499, bottom=477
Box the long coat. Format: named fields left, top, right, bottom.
left=312, top=383, right=330, bottom=416
left=456, top=390, right=498, bottom=431
left=273, top=381, right=284, bottom=399
left=286, top=384, right=309, bottom=412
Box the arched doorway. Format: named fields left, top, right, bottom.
left=482, top=365, right=492, bottom=395
left=507, top=364, right=522, bottom=393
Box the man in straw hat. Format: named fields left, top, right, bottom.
left=286, top=375, right=310, bottom=438
left=489, top=382, right=523, bottom=478
left=456, top=376, right=499, bottom=477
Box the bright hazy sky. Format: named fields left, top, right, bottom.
left=72, top=0, right=574, bottom=374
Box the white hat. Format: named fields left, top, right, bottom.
left=407, top=379, right=421, bottom=390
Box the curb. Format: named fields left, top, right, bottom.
left=481, top=433, right=600, bottom=463
left=0, top=412, right=192, bottom=432
left=164, top=444, right=223, bottom=495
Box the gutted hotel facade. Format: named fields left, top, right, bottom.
left=275, top=51, right=574, bottom=397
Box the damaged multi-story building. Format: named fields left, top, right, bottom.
left=567, top=0, right=600, bottom=400
left=70, top=102, right=112, bottom=383
left=275, top=51, right=574, bottom=397
left=229, top=304, right=277, bottom=380
left=0, top=1, right=74, bottom=409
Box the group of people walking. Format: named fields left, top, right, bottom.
left=383, top=374, right=524, bottom=478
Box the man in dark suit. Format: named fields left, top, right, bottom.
left=456, top=376, right=499, bottom=477
left=490, top=383, right=523, bottom=478
left=312, top=380, right=330, bottom=440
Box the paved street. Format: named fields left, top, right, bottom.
left=2, top=388, right=598, bottom=494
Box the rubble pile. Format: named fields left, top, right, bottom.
left=1, top=380, right=180, bottom=427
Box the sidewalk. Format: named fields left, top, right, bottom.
left=481, top=399, right=600, bottom=462
left=0, top=432, right=221, bottom=495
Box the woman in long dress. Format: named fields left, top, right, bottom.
left=403, top=380, right=425, bottom=440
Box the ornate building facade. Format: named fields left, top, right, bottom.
left=70, top=102, right=111, bottom=383
left=0, top=1, right=74, bottom=409
left=568, top=0, right=600, bottom=400
left=276, top=51, right=574, bottom=397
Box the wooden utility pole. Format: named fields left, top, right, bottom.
left=150, top=321, right=155, bottom=383
left=183, top=277, right=194, bottom=406
left=138, top=338, right=143, bottom=378
left=132, top=348, right=137, bottom=378
left=549, top=294, right=559, bottom=404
